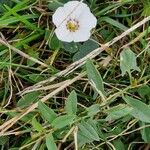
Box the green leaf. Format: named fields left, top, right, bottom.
left=17, top=91, right=40, bottom=108
left=86, top=104, right=100, bottom=116
left=8, top=148, right=19, bottom=150
left=78, top=119, right=101, bottom=146
left=0, top=0, right=13, bottom=12
left=120, top=48, right=140, bottom=76
left=73, top=40, right=99, bottom=61
left=31, top=117, right=43, bottom=132
left=28, top=74, right=46, bottom=83
left=99, top=29, right=115, bottom=42
left=86, top=59, right=105, bottom=96
left=46, top=133, right=57, bottom=150
left=63, top=42, right=79, bottom=53
left=65, top=90, right=77, bottom=115
left=49, top=34, right=60, bottom=50
left=78, top=131, right=93, bottom=146
left=123, top=95, right=150, bottom=123
left=113, top=139, right=126, bottom=150
left=79, top=121, right=99, bottom=141
left=27, top=48, right=39, bottom=66
left=137, top=85, right=150, bottom=99
left=96, top=3, right=120, bottom=16
left=48, top=1, right=63, bottom=11
left=141, top=0, right=150, bottom=16
left=38, top=101, right=57, bottom=124
left=6, top=111, right=35, bottom=123
left=0, top=136, right=8, bottom=145
left=0, top=0, right=30, bottom=20
left=105, top=104, right=132, bottom=121
left=140, top=122, right=150, bottom=143
left=100, top=17, right=128, bottom=31
left=0, top=14, right=38, bottom=26
left=51, top=115, right=75, bottom=129
left=4, top=5, right=42, bottom=32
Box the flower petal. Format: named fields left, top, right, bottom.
left=64, top=1, right=90, bottom=19
left=72, top=29, right=91, bottom=42
left=55, top=23, right=73, bottom=42
left=79, top=11, right=97, bottom=29
left=52, top=1, right=97, bottom=43
left=63, top=1, right=97, bottom=30
left=52, top=7, right=67, bottom=27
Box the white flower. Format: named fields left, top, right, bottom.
left=52, top=1, right=97, bottom=42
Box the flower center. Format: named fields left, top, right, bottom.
left=66, top=19, right=79, bottom=32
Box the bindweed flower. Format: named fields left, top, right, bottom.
left=52, top=1, right=97, bottom=42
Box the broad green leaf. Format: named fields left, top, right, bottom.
left=137, top=85, right=150, bottom=99
left=78, top=119, right=101, bottom=146
left=73, top=40, right=99, bottom=61
left=48, top=0, right=69, bottom=11
left=32, top=117, right=43, bottom=132
left=120, top=48, right=140, bottom=76
left=86, top=104, right=100, bottom=116
left=86, top=117, right=106, bottom=140
left=17, top=91, right=40, bottom=108
left=113, top=139, right=126, bottom=150
left=86, top=119, right=105, bottom=140
left=48, top=1, right=63, bottom=11
left=46, top=133, right=57, bottom=150
left=86, top=59, right=105, bottom=95
left=123, top=95, right=150, bottom=123
left=65, top=90, right=77, bottom=115
left=79, top=121, right=99, bottom=141
left=51, top=115, right=75, bottom=129
left=63, top=42, right=79, bottom=53
left=78, top=131, right=93, bottom=146
left=7, top=111, right=35, bottom=123
left=105, top=104, right=132, bottom=121
left=140, top=122, right=150, bottom=143
left=49, top=34, right=60, bottom=50
left=38, top=101, right=57, bottom=124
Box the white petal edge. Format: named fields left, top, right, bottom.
left=63, top=1, right=90, bottom=19
left=72, top=29, right=91, bottom=42
left=79, top=11, right=97, bottom=29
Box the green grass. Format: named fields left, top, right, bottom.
left=0, top=0, right=150, bottom=150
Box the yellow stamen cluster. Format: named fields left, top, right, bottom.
left=66, top=19, right=79, bottom=32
